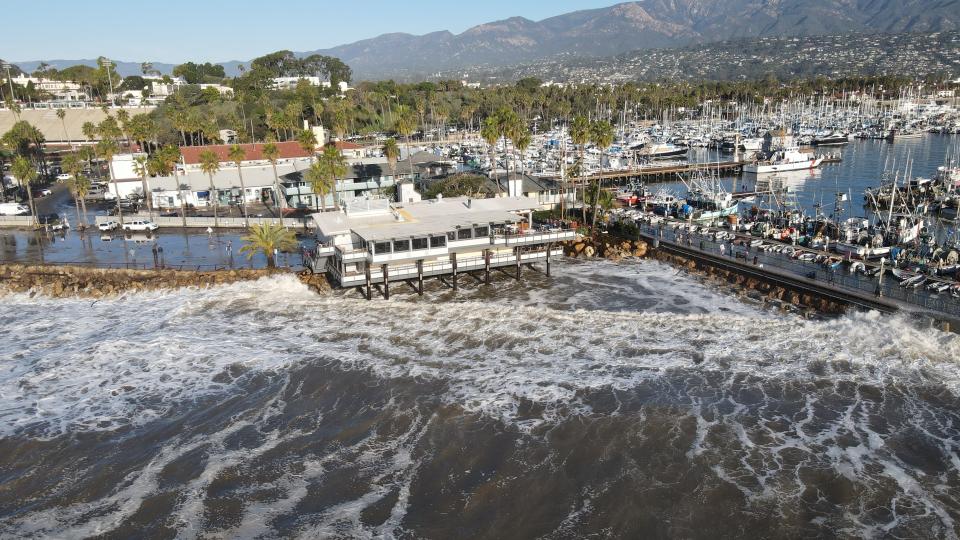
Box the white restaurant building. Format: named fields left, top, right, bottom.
left=308, top=195, right=575, bottom=295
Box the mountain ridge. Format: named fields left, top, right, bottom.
left=11, top=1, right=960, bottom=80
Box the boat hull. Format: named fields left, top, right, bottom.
left=744, top=158, right=822, bottom=175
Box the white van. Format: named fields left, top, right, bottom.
left=122, top=219, right=159, bottom=232
left=0, top=203, right=30, bottom=216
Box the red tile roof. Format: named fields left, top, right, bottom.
left=179, top=142, right=311, bottom=164
left=332, top=141, right=364, bottom=151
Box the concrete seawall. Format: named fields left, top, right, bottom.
left=0, top=264, right=330, bottom=298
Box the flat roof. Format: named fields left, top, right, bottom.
left=311, top=196, right=538, bottom=242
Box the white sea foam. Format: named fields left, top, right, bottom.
left=1, top=260, right=958, bottom=537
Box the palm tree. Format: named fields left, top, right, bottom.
left=382, top=137, right=399, bottom=176
left=585, top=183, right=615, bottom=227
left=198, top=150, right=221, bottom=227
left=239, top=223, right=297, bottom=268
left=261, top=142, right=286, bottom=214
left=227, top=144, right=249, bottom=227
left=589, top=120, right=614, bottom=234
left=393, top=104, right=415, bottom=182
left=306, top=145, right=348, bottom=211
left=498, top=109, right=522, bottom=184
left=56, top=109, right=72, bottom=149
left=72, top=174, right=91, bottom=227
left=512, top=127, right=531, bottom=176
left=480, top=116, right=500, bottom=193
left=303, top=161, right=333, bottom=213
left=294, top=129, right=317, bottom=208
left=11, top=156, right=38, bottom=226
left=96, top=138, right=123, bottom=225
left=570, top=116, right=590, bottom=223
left=61, top=153, right=87, bottom=227
left=132, top=155, right=153, bottom=218
left=152, top=145, right=184, bottom=225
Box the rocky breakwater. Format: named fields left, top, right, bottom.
left=562, top=234, right=845, bottom=315
left=648, top=250, right=847, bottom=315
left=0, top=264, right=330, bottom=298
left=563, top=234, right=648, bottom=261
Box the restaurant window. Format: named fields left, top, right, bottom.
left=446, top=231, right=456, bottom=241
left=474, top=226, right=489, bottom=237
left=394, top=239, right=410, bottom=252
left=412, top=237, right=428, bottom=250
left=430, top=236, right=446, bottom=248
left=374, top=241, right=392, bottom=254
left=457, top=228, right=472, bottom=240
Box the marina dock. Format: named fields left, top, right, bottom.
left=546, top=160, right=745, bottom=184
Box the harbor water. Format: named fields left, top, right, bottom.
left=1, top=259, right=959, bottom=538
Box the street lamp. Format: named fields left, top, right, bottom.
left=101, top=58, right=116, bottom=107
left=1, top=62, right=15, bottom=103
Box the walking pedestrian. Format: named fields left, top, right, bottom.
left=158, top=245, right=165, bottom=268
left=152, top=244, right=159, bottom=268
left=719, top=243, right=726, bottom=257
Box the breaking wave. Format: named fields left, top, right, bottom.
left=1, top=259, right=958, bottom=537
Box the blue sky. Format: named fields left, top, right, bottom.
left=8, top=0, right=618, bottom=63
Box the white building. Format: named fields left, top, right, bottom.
left=11, top=74, right=87, bottom=101
left=271, top=77, right=350, bottom=93
left=309, top=195, right=574, bottom=293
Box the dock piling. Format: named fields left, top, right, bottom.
left=364, top=265, right=372, bottom=301
left=451, top=252, right=458, bottom=291
left=381, top=264, right=389, bottom=300
left=484, top=249, right=491, bottom=285
left=417, top=259, right=424, bottom=296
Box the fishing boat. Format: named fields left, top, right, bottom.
left=678, top=172, right=739, bottom=222
left=745, top=132, right=823, bottom=174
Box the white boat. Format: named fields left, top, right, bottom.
left=745, top=149, right=823, bottom=174
left=832, top=242, right=891, bottom=260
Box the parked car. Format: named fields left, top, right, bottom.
left=122, top=219, right=159, bottom=232
left=98, top=220, right=119, bottom=231
left=0, top=203, right=30, bottom=216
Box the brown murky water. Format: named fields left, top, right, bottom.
left=1, top=260, right=958, bottom=538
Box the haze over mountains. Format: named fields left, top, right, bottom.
left=13, top=0, right=960, bottom=80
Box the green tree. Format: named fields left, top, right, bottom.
left=570, top=116, right=590, bottom=222
left=480, top=116, right=501, bottom=194
left=56, top=109, right=71, bottom=148
left=393, top=104, right=415, bottom=180
left=61, top=153, right=88, bottom=227
left=227, top=144, right=249, bottom=227
left=589, top=120, right=614, bottom=234
left=382, top=137, right=399, bottom=179
left=261, top=142, right=286, bottom=213
left=198, top=149, right=221, bottom=226
left=11, top=156, right=38, bottom=226
left=305, top=145, right=347, bottom=211
left=96, top=138, right=123, bottom=225
left=239, top=223, right=297, bottom=268
left=132, top=154, right=154, bottom=217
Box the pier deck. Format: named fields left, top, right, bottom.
left=546, top=160, right=745, bottom=185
